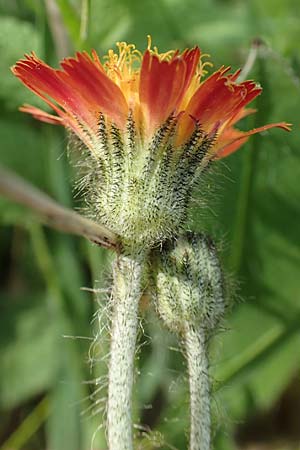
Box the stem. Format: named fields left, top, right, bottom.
left=44, top=0, right=71, bottom=59
left=185, top=325, right=211, bottom=450
left=107, top=251, right=145, bottom=450
left=0, top=165, right=118, bottom=249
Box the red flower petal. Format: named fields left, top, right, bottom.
left=60, top=52, right=128, bottom=128
left=20, top=104, right=63, bottom=125
left=139, top=48, right=200, bottom=135
left=177, top=68, right=262, bottom=143
left=12, top=53, right=95, bottom=127
left=186, top=68, right=261, bottom=129
left=177, top=47, right=201, bottom=104
left=229, top=69, right=242, bottom=82
left=215, top=122, right=292, bottom=159
left=227, top=80, right=262, bottom=123
left=12, top=52, right=128, bottom=134
left=227, top=107, right=257, bottom=126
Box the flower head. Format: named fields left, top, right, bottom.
left=12, top=38, right=290, bottom=158
left=12, top=39, right=291, bottom=248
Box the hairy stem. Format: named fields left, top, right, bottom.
left=107, top=251, right=145, bottom=450
left=185, top=325, right=211, bottom=450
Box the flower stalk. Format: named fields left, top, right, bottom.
left=107, top=250, right=146, bottom=450
left=153, top=233, right=225, bottom=450
left=185, top=325, right=210, bottom=450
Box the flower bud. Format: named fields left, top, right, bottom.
left=152, top=232, right=225, bottom=334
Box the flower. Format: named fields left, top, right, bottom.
left=11, top=39, right=292, bottom=248
left=12, top=38, right=290, bottom=159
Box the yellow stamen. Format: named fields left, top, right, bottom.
left=200, top=54, right=213, bottom=74
left=147, top=34, right=176, bottom=61
left=103, top=42, right=142, bottom=83
left=147, top=35, right=152, bottom=50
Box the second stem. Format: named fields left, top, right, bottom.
left=185, top=325, right=211, bottom=450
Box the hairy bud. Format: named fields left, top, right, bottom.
left=152, top=232, right=225, bottom=334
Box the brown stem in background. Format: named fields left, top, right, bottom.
left=44, top=0, right=72, bottom=59
left=0, top=165, right=118, bottom=250
left=237, top=38, right=263, bottom=82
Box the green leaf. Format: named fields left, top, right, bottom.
left=0, top=293, right=58, bottom=409
left=0, top=119, right=47, bottom=188
left=0, top=16, right=42, bottom=110
left=46, top=322, right=87, bottom=450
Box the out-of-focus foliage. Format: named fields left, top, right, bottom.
left=0, top=1, right=300, bottom=449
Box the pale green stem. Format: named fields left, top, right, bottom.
left=185, top=325, right=211, bottom=450
left=107, top=251, right=146, bottom=450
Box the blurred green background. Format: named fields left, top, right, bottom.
left=0, top=0, right=300, bottom=449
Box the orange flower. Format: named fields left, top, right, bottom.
left=12, top=39, right=291, bottom=158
